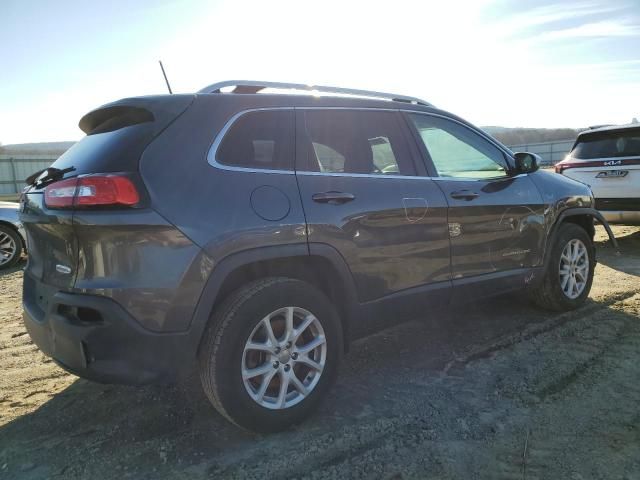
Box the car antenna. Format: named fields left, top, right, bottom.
left=158, top=60, right=173, bottom=94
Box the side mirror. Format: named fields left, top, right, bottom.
left=513, top=152, right=541, bottom=174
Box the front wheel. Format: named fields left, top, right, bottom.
left=529, top=223, right=595, bottom=311
left=198, top=277, right=343, bottom=432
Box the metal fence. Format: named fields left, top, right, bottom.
left=506, top=140, right=575, bottom=166
left=0, top=155, right=58, bottom=195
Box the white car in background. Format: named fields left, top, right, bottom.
left=0, top=201, right=26, bottom=269
left=555, top=124, right=640, bottom=224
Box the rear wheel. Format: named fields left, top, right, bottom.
left=0, top=225, right=22, bottom=270
left=529, top=223, right=595, bottom=311
left=198, top=277, right=342, bottom=432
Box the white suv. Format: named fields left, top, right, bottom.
left=556, top=124, right=640, bottom=224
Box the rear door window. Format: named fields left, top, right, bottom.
left=299, top=110, right=416, bottom=176
left=572, top=129, right=640, bottom=159
left=216, top=110, right=294, bottom=170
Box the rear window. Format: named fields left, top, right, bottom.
left=49, top=96, right=193, bottom=176
left=572, top=129, right=640, bottom=159
left=50, top=124, right=158, bottom=175
left=216, top=110, right=294, bottom=170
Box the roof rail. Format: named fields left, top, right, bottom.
left=197, top=80, right=432, bottom=106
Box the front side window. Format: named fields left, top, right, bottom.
left=301, top=110, right=416, bottom=176
left=572, top=129, right=640, bottom=159
left=409, top=114, right=508, bottom=179
left=216, top=110, right=294, bottom=170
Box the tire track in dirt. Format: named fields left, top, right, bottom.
left=205, top=416, right=441, bottom=480
left=0, top=343, right=39, bottom=356
left=531, top=294, right=640, bottom=400
left=475, top=294, right=640, bottom=479
left=443, top=288, right=639, bottom=375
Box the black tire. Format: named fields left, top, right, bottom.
left=0, top=225, right=23, bottom=270
left=529, top=223, right=595, bottom=311
left=198, top=277, right=343, bottom=433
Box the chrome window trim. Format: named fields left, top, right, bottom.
left=430, top=174, right=519, bottom=182
left=296, top=171, right=430, bottom=180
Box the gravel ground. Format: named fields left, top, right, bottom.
left=1, top=226, right=639, bottom=479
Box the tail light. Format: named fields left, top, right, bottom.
left=555, top=155, right=576, bottom=174
left=44, top=178, right=78, bottom=208
left=44, top=175, right=140, bottom=209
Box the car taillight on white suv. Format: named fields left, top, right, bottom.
left=44, top=175, right=140, bottom=209
left=555, top=161, right=568, bottom=174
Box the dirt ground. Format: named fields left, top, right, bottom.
left=1, top=226, right=639, bottom=479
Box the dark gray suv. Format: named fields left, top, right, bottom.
left=20, top=81, right=617, bottom=432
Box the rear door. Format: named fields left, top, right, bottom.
left=295, top=108, right=451, bottom=313
left=405, top=112, right=545, bottom=290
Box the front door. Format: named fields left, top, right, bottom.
left=295, top=108, right=451, bottom=313
left=406, top=112, right=545, bottom=284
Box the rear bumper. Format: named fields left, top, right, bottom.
left=600, top=210, right=640, bottom=225
left=22, top=273, right=193, bottom=384
left=595, top=198, right=640, bottom=224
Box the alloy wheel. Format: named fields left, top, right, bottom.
left=241, top=306, right=327, bottom=410
left=559, top=238, right=589, bottom=299
left=0, top=231, right=17, bottom=266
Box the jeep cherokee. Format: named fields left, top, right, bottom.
left=20, top=81, right=617, bottom=432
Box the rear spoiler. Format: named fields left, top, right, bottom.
left=78, top=95, right=195, bottom=135
left=79, top=106, right=154, bottom=135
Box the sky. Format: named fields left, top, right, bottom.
left=1, top=0, right=639, bottom=144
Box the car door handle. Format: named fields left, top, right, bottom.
left=312, top=191, right=356, bottom=204
left=450, top=190, right=479, bottom=201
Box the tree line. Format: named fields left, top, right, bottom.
left=483, top=127, right=581, bottom=146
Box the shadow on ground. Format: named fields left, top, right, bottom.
left=0, top=258, right=26, bottom=277
left=597, top=228, right=640, bottom=276
left=0, top=291, right=590, bottom=479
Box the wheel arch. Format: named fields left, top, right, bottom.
left=564, top=214, right=595, bottom=237
left=188, top=243, right=358, bottom=355
left=543, top=207, right=618, bottom=270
